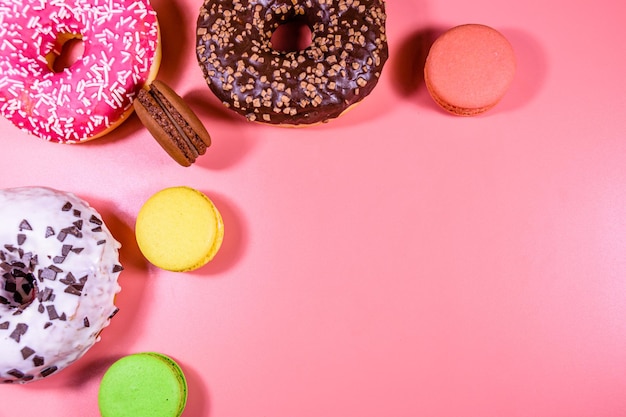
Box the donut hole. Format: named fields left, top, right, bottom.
left=1, top=267, right=37, bottom=309
left=270, top=18, right=312, bottom=53
left=45, top=33, right=85, bottom=73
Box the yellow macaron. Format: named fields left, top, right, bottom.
left=135, top=186, right=224, bottom=271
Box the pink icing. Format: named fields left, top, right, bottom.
left=0, top=0, right=159, bottom=143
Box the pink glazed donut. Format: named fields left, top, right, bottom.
left=0, top=0, right=161, bottom=143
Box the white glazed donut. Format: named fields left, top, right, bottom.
left=0, top=187, right=122, bottom=384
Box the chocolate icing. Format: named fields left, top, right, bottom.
left=196, top=0, right=388, bottom=125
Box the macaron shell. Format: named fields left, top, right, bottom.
left=151, top=80, right=211, bottom=150
left=134, top=80, right=211, bottom=167
left=134, top=92, right=195, bottom=167
left=424, top=24, right=516, bottom=115
left=135, top=186, right=224, bottom=272
left=98, top=352, right=187, bottom=417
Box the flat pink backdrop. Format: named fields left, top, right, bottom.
left=2, top=0, right=626, bottom=416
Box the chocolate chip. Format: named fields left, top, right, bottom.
left=112, top=264, right=123, bottom=273
left=33, top=356, right=44, bottom=367
left=61, top=202, right=72, bottom=211
left=0, top=321, right=9, bottom=329
left=83, top=317, right=90, bottom=327
left=45, top=227, right=55, bottom=238
left=17, top=234, right=26, bottom=245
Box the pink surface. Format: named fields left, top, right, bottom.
left=2, top=0, right=626, bottom=416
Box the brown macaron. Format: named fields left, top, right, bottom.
left=134, top=80, right=211, bottom=167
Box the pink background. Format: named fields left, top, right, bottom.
left=3, top=0, right=626, bottom=416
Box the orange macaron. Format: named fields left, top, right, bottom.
left=424, top=24, right=516, bottom=116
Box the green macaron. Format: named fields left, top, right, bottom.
left=98, top=352, right=188, bottom=417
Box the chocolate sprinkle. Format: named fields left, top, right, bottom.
left=45, top=227, right=55, bottom=238
left=7, top=369, right=24, bottom=379
left=0, top=321, right=9, bottom=329
left=112, top=264, right=123, bottom=273
left=108, top=307, right=120, bottom=319
left=40, top=287, right=54, bottom=302
left=43, top=322, right=52, bottom=329
left=39, top=267, right=59, bottom=281
left=17, top=234, right=26, bottom=245
left=46, top=305, right=59, bottom=320
left=9, top=323, right=28, bottom=342
left=60, top=273, right=76, bottom=285
left=57, top=226, right=82, bottom=242
left=20, top=346, right=35, bottom=359
left=89, top=215, right=103, bottom=225
left=61, top=202, right=72, bottom=211
left=19, top=220, right=32, bottom=231
left=40, top=366, right=58, bottom=377
left=84, top=317, right=90, bottom=327
left=61, top=245, right=72, bottom=256
left=64, top=284, right=84, bottom=296
left=33, top=356, right=44, bottom=367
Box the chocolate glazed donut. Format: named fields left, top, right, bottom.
left=196, top=0, right=388, bottom=125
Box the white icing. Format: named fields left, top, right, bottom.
left=0, top=187, right=122, bottom=383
